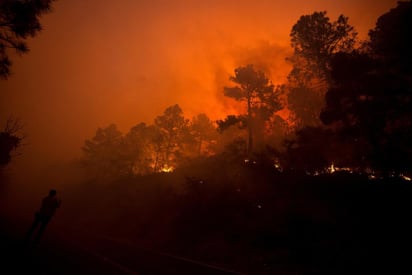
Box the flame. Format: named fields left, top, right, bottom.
left=400, top=174, right=411, bottom=181
left=328, top=163, right=336, bottom=173
left=273, top=160, right=283, bottom=172
left=327, top=163, right=354, bottom=174
left=160, top=165, right=174, bottom=173
left=368, top=174, right=377, bottom=180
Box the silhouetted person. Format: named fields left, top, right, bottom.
left=26, top=189, right=61, bottom=244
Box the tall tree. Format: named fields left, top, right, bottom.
left=224, top=64, right=281, bottom=156
left=154, top=104, right=189, bottom=170
left=321, top=1, right=412, bottom=172
left=287, top=11, right=357, bottom=127
left=0, top=0, right=56, bottom=78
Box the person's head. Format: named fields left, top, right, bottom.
left=49, top=189, right=57, bottom=197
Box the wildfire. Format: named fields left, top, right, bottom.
left=400, top=174, right=411, bottom=181
left=160, top=165, right=174, bottom=173
left=327, top=163, right=354, bottom=174
left=328, top=163, right=336, bottom=173
left=273, top=160, right=283, bottom=172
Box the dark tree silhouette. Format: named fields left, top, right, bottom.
left=0, top=0, right=56, bottom=78
left=224, top=65, right=281, bottom=156
left=321, top=1, right=412, bottom=172
left=154, top=104, right=189, bottom=170
left=0, top=117, right=24, bottom=167
left=82, top=124, right=129, bottom=179
left=282, top=125, right=370, bottom=171
left=288, top=11, right=357, bottom=85
left=216, top=115, right=247, bottom=133
left=369, top=0, right=412, bottom=73
left=282, top=127, right=333, bottom=171
left=287, top=11, right=357, bottom=127
left=81, top=106, right=218, bottom=176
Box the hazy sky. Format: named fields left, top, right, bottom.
left=0, top=0, right=398, bottom=170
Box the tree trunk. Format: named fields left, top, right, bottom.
left=247, top=94, right=253, bottom=157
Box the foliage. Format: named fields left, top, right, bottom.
left=287, top=11, right=357, bottom=128
left=154, top=104, right=190, bottom=170
left=281, top=126, right=370, bottom=171
left=81, top=105, right=220, bottom=177
left=320, top=1, right=412, bottom=172
left=82, top=124, right=129, bottom=179
left=0, top=0, right=56, bottom=78
left=124, top=123, right=162, bottom=175
left=224, top=64, right=282, bottom=155
left=0, top=117, right=24, bottom=167
left=216, top=115, right=247, bottom=133
left=80, top=3, right=412, bottom=177
left=189, top=113, right=218, bottom=156
left=369, top=0, right=412, bottom=73
left=287, top=85, right=325, bottom=128
left=265, top=114, right=294, bottom=150
left=288, top=11, right=357, bottom=85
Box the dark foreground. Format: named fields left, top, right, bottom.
left=0, top=216, right=244, bottom=275
left=2, top=170, right=412, bottom=274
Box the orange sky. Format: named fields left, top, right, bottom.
left=0, top=0, right=398, bottom=168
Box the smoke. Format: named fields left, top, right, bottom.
left=0, top=0, right=398, bottom=198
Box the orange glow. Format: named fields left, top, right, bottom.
left=401, top=175, right=411, bottom=181
left=160, top=166, right=174, bottom=173
left=0, top=0, right=398, bottom=168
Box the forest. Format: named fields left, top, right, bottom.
left=74, top=3, right=412, bottom=179
left=1, top=1, right=412, bottom=274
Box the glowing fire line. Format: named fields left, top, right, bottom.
left=160, top=165, right=174, bottom=173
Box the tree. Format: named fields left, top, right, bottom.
left=289, top=11, right=357, bottom=85
left=282, top=127, right=333, bottom=172
left=224, top=64, right=282, bottom=155
left=125, top=122, right=177, bottom=174
left=265, top=114, right=293, bottom=150
left=0, top=0, right=56, bottom=78
left=216, top=115, right=247, bottom=133
left=287, top=11, right=357, bottom=127
left=287, top=86, right=325, bottom=127
left=369, top=0, right=412, bottom=73
left=321, top=52, right=412, bottom=172
left=282, top=125, right=370, bottom=172
left=190, top=113, right=218, bottom=156
left=215, top=115, right=248, bottom=156
left=82, top=124, right=129, bottom=179
left=0, top=117, right=24, bottom=167
left=320, top=2, right=412, bottom=172
left=154, top=104, right=189, bottom=170
left=145, top=124, right=166, bottom=172
left=123, top=122, right=159, bottom=175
